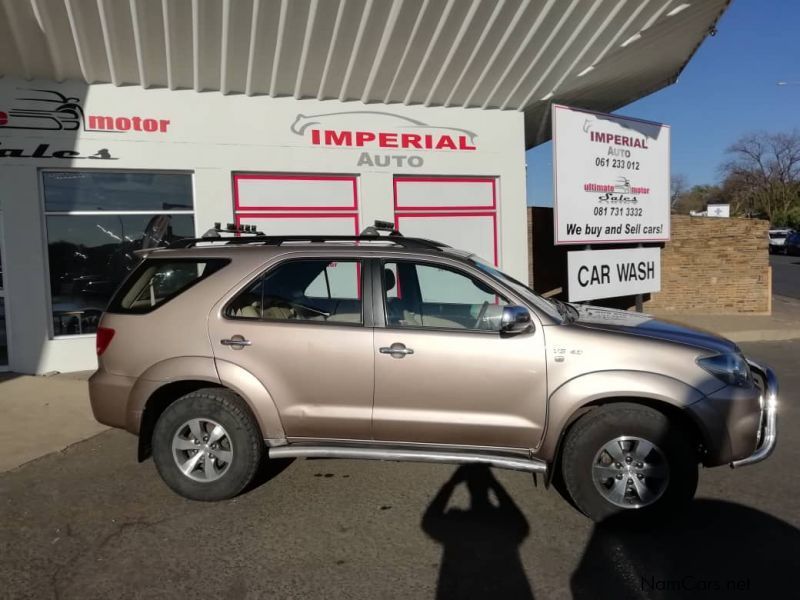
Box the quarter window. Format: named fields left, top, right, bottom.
left=384, top=261, right=509, bottom=331
left=108, top=259, right=228, bottom=314
left=43, top=171, right=194, bottom=336
left=227, top=260, right=362, bottom=324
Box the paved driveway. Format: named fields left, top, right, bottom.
left=771, top=254, right=800, bottom=299
left=2, top=342, right=798, bottom=599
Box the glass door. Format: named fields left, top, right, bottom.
left=0, top=212, right=8, bottom=369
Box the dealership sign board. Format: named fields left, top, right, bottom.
left=552, top=104, right=670, bottom=245
left=567, top=247, right=661, bottom=302
left=0, top=87, right=483, bottom=169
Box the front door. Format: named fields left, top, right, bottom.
left=208, top=257, right=374, bottom=440
left=373, top=259, right=547, bottom=450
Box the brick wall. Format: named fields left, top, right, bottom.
left=645, top=215, right=770, bottom=314
left=527, top=209, right=771, bottom=314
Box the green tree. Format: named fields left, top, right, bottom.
left=721, top=131, right=800, bottom=226
left=672, top=184, right=724, bottom=215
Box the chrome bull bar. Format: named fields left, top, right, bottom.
left=731, top=360, right=778, bottom=468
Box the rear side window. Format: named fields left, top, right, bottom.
left=108, top=259, right=228, bottom=314
left=226, top=259, right=362, bottom=324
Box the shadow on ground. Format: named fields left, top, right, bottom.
left=421, top=467, right=798, bottom=600
left=572, top=498, right=799, bottom=599
left=422, top=464, right=534, bottom=599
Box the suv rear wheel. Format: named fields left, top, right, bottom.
left=560, top=403, right=698, bottom=522
left=152, top=388, right=264, bottom=501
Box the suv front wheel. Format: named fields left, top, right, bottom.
left=152, top=388, right=264, bottom=501
left=560, top=403, right=698, bottom=522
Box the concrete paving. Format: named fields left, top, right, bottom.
left=0, top=371, right=106, bottom=473
left=1, top=341, right=798, bottom=599
left=650, top=294, right=800, bottom=342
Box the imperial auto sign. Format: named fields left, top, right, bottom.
left=552, top=104, right=670, bottom=245
left=290, top=110, right=479, bottom=168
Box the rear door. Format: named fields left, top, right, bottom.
left=208, top=256, right=374, bottom=440
left=372, top=257, right=548, bottom=449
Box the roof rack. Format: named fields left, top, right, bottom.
left=168, top=234, right=448, bottom=251
left=167, top=220, right=449, bottom=251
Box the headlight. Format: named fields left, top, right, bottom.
left=696, top=353, right=751, bottom=387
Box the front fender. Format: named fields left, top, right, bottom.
left=537, top=370, right=705, bottom=462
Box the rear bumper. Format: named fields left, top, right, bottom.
left=88, top=368, right=136, bottom=431
left=731, top=360, right=778, bottom=468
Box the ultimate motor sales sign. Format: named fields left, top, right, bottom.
left=552, top=104, right=670, bottom=245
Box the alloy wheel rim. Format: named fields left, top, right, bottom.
left=171, top=418, right=234, bottom=482
left=592, top=436, right=669, bottom=508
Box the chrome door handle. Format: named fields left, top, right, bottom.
left=221, top=336, right=251, bottom=348
left=379, top=343, right=414, bottom=357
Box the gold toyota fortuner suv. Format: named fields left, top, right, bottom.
left=89, top=222, right=778, bottom=522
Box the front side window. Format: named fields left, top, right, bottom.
left=227, top=259, right=362, bottom=324
left=43, top=171, right=194, bottom=336
left=384, top=261, right=509, bottom=331
left=472, top=259, right=563, bottom=321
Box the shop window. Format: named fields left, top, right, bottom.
left=0, top=299, right=6, bottom=367
left=0, top=212, right=6, bottom=366
left=43, top=171, right=194, bottom=336
left=393, top=176, right=499, bottom=266
left=232, top=173, right=360, bottom=237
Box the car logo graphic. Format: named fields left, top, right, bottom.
left=0, top=89, right=85, bottom=131
left=290, top=110, right=478, bottom=144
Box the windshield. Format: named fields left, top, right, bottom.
left=471, top=259, right=564, bottom=321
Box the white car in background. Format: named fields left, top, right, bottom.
left=769, top=229, right=793, bottom=254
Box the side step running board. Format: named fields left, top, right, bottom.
left=268, top=445, right=547, bottom=474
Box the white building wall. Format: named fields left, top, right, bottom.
left=0, top=78, right=528, bottom=374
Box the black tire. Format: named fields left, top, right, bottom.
left=560, top=403, right=698, bottom=523
left=152, top=388, right=264, bottom=501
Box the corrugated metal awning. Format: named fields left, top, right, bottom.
left=0, top=0, right=730, bottom=147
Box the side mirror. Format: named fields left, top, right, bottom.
left=501, top=306, right=533, bottom=335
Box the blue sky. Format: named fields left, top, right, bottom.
left=526, top=0, right=800, bottom=206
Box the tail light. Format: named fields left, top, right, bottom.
left=96, top=327, right=115, bottom=356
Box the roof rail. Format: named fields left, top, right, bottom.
left=167, top=219, right=448, bottom=251
left=167, top=234, right=449, bottom=251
